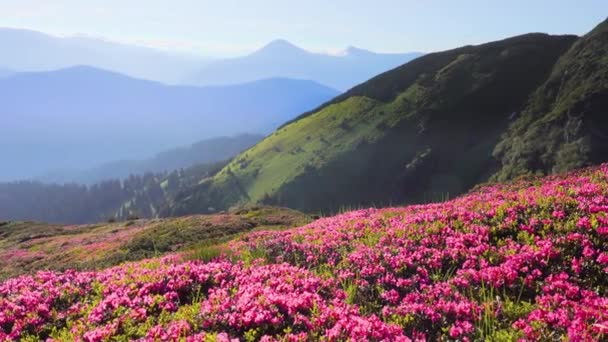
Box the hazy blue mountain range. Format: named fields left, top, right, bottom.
left=5, top=20, right=608, bottom=225
left=0, top=66, right=339, bottom=181
left=186, top=39, right=424, bottom=90
left=39, top=134, right=263, bottom=184
left=0, top=67, right=13, bottom=78
left=0, top=28, right=422, bottom=89
left=0, top=27, right=210, bottom=84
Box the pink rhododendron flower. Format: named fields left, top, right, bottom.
left=2, top=165, right=608, bottom=340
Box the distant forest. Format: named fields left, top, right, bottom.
left=0, top=161, right=227, bottom=224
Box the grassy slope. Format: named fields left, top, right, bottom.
left=0, top=207, right=310, bottom=278
left=494, top=18, right=608, bottom=180
left=168, top=33, right=577, bottom=215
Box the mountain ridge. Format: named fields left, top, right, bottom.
left=493, top=19, right=608, bottom=180
left=38, top=134, right=264, bottom=184
left=5, top=22, right=608, bottom=224
left=281, top=33, right=573, bottom=128
left=253, top=39, right=309, bottom=56
left=165, top=30, right=588, bottom=216
left=0, top=66, right=339, bottom=181
left=0, top=27, right=209, bottom=84
left=186, top=39, right=423, bottom=90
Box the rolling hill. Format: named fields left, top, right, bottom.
left=186, top=39, right=423, bottom=90
left=0, top=206, right=310, bottom=278
left=166, top=31, right=581, bottom=216
left=0, top=27, right=209, bottom=84
left=0, top=67, right=339, bottom=181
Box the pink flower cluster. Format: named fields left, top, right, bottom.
left=0, top=257, right=405, bottom=341
left=1, top=164, right=607, bottom=340
left=237, top=165, right=608, bottom=340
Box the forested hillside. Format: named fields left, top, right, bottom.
left=166, top=33, right=579, bottom=215
left=493, top=18, right=608, bottom=180
left=0, top=162, right=226, bottom=224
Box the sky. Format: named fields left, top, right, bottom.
left=0, top=0, right=606, bottom=57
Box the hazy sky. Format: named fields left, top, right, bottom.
left=0, top=0, right=606, bottom=56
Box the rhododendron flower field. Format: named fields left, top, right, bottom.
left=1, top=166, right=608, bottom=341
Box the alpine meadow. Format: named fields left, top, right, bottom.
left=0, top=2, right=607, bottom=341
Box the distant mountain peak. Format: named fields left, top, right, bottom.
left=254, top=39, right=306, bottom=56
left=265, top=39, right=297, bottom=48
left=189, top=39, right=424, bottom=90
left=344, top=46, right=374, bottom=56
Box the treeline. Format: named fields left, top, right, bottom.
left=0, top=161, right=227, bottom=224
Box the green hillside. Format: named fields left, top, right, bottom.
left=493, top=18, right=608, bottom=180
left=0, top=206, right=309, bottom=279
left=166, top=32, right=578, bottom=215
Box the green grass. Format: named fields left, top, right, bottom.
left=185, top=244, right=225, bottom=263
left=215, top=96, right=384, bottom=203
left=0, top=206, right=311, bottom=278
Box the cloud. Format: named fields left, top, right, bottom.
left=0, top=1, right=60, bottom=19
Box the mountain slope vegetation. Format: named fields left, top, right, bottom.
left=167, top=32, right=580, bottom=215
left=0, top=206, right=309, bottom=278
left=0, top=136, right=266, bottom=224
left=0, top=160, right=229, bottom=224
left=493, top=18, right=608, bottom=180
